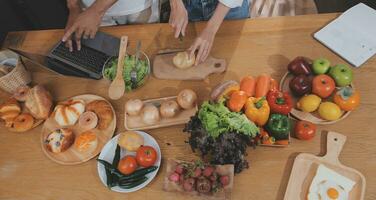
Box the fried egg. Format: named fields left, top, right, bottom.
left=307, top=165, right=355, bottom=200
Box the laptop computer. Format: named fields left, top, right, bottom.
left=47, top=31, right=120, bottom=79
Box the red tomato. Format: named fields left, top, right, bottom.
left=294, top=120, right=316, bottom=140
left=312, top=74, right=335, bottom=98
left=136, top=146, right=157, bottom=167
left=118, top=156, right=138, bottom=175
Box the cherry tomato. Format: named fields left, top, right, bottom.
left=294, top=120, right=316, bottom=140
left=118, top=155, right=138, bottom=175
left=136, top=146, right=157, bottom=167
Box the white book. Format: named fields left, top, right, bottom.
left=314, top=3, right=376, bottom=67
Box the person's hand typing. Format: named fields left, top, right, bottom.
left=62, top=8, right=103, bottom=51
left=169, top=0, right=188, bottom=38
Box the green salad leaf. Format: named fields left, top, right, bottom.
left=198, top=100, right=259, bottom=138
left=103, top=55, right=149, bottom=91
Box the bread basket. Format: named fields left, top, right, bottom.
left=0, top=50, right=31, bottom=93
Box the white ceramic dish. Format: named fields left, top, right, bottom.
left=97, top=131, right=161, bottom=193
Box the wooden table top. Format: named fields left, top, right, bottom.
left=1, top=13, right=375, bottom=200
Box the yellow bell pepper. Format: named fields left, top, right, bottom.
left=244, top=97, right=270, bottom=126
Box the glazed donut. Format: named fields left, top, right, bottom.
left=78, top=111, right=98, bottom=131
left=10, top=113, right=34, bottom=132
left=13, top=85, right=30, bottom=102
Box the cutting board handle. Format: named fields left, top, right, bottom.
left=323, top=131, right=347, bottom=165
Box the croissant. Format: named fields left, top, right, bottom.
left=86, top=100, right=113, bottom=130
left=54, top=99, right=85, bottom=127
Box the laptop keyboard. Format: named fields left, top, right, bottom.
left=51, top=42, right=111, bottom=74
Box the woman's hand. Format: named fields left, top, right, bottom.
left=188, top=27, right=216, bottom=65
left=169, top=0, right=188, bottom=38
left=64, top=8, right=81, bottom=52
left=62, top=8, right=103, bottom=51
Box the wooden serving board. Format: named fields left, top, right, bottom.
left=163, top=159, right=234, bottom=200
left=280, top=72, right=351, bottom=124
left=40, top=94, right=116, bottom=165
left=284, top=131, right=366, bottom=200
left=153, top=52, right=227, bottom=80
left=124, top=96, right=197, bottom=131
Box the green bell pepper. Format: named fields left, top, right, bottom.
left=265, top=113, right=291, bottom=140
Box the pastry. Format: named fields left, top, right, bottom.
left=118, top=131, right=144, bottom=152
left=173, top=52, right=195, bottom=69
left=0, top=98, right=21, bottom=127
left=74, top=130, right=98, bottom=152
left=25, top=85, right=53, bottom=119
left=45, top=128, right=75, bottom=153
left=13, top=85, right=30, bottom=102
left=54, top=99, right=85, bottom=127
left=78, top=111, right=98, bottom=131
left=86, top=100, right=113, bottom=130
left=9, top=113, right=34, bottom=132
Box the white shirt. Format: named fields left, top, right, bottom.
left=219, top=0, right=244, bottom=8
left=81, top=0, right=152, bottom=16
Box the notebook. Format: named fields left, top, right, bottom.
left=314, top=3, right=376, bottom=67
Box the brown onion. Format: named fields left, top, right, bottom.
left=177, top=89, right=197, bottom=109
left=160, top=100, right=180, bottom=118
left=125, top=99, right=144, bottom=116
left=141, top=104, right=160, bottom=125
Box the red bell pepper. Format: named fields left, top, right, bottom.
left=266, top=91, right=293, bottom=115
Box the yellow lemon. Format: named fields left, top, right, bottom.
left=318, top=102, right=342, bottom=121
left=297, top=94, right=322, bottom=112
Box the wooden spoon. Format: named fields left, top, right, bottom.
left=108, top=36, right=128, bottom=100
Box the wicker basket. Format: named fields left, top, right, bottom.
left=0, top=50, right=31, bottom=94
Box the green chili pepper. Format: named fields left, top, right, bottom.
left=265, top=113, right=291, bottom=140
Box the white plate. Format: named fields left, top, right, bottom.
left=97, top=131, right=161, bottom=193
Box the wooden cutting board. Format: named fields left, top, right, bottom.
left=153, top=52, right=227, bottom=80
left=284, top=131, right=366, bottom=200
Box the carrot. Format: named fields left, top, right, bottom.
left=240, top=76, right=256, bottom=97
left=226, top=91, right=248, bottom=112
left=269, top=78, right=279, bottom=92
left=275, top=140, right=289, bottom=145
left=255, top=74, right=271, bottom=98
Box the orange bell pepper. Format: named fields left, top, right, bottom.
left=333, top=87, right=360, bottom=111
left=227, top=90, right=248, bottom=112
left=244, top=97, right=270, bottom=126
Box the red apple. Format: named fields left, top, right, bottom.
left=288, top=57, right=312, bottom=76
left=312, top=74, right=336, bottom=98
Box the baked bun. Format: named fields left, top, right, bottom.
left=173, top=52, right=195, bottom=69
left=45, top=128, right=75, bottom=153
left=74, top=130, right=98, bottom=152
left=118, top=131, right=144, bottom=152
left=9, top=113, right=34, bottom=132
left=13, top=85, right=30, bottom=102
left=86, top=100, right=113, bottom=130
left=54, top=99, right=85, bottom=127
left=0, top=98, right=21, bottom=127
left=25, top=85, right=52, bottom=119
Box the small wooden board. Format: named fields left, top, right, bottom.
left=284, top=131, right=366, bottom=200
left=124, top=96, right=198, bottom=131
left=163, top=159, right=234, bottom=200
left=153, top=52, right=227, bottom=80
left=40, top=94, right=116, bottom=165
left=280, top=72, right=351, bottom=124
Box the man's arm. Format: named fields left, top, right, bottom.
left=189, top=3, right=230, bottom=65
left=63, top=0, right=118, bottom=51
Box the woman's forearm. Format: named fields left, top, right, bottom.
left=66, top=0, right=81, bottom=12
left=89, top=0, right=118, bottom=16
left=206, top=3, right=231, bottom=33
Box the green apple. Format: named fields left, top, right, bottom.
left=312, top=58, right=331, bottom=74
left=329, top=64, right=353, bottom=87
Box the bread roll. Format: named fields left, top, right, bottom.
left=25, top=85, right=52, bottom=119
left=74, top=130, right=98, bottom=153
left=173, top=52, right=195, bottom=69
left=45, top=128, right=75, bottom=153
left=9, top=113, right=34, bottom=132
left=54, top=99, right=85, bottom=127
left=0, top=98, right=21, bottom=127
left=118, top=131, right=144, bottom=151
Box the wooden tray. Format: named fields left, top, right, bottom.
left=163, top=159, right=234, bottom=200
left=280, top=72, right=351, bottom=124
left=40, top=94, right=116, bottom=165
left=124, top=96, right=197, bottom=131
left=153, top=52, right=227, bottom=80
left=284, top=131, right=366, bottom=200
